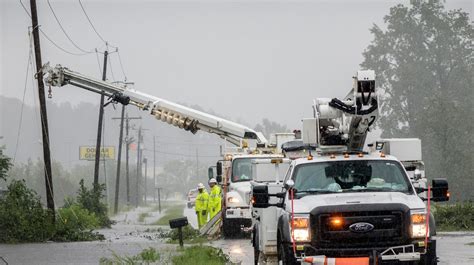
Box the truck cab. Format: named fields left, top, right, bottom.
left=221, top=153, right=285, bottom=237
left=252, top=152, right=449, bottom=264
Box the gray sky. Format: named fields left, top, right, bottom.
left=1, top=0, right=472, bottom=129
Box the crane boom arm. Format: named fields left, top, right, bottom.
left=42, top=63, right=267, bottom=146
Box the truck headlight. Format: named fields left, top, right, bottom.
left=411, top=213, right=427, bottom=238
left=228, top=196, right=240, bottom=204
left=290, top=217, right=311, bottom=242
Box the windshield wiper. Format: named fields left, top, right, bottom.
left=345, top=187, right=405, bottom=192
left=296, top=190, right=337, bottom=194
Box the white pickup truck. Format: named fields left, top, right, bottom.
left=252, top=151, right=449, bottom=265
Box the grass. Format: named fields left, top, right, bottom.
left=138, top=212, right=151, bottom=223
left=152, top=204, right=185, bottom=226
left=172, top=245, right=229, bottom=265
left=433, top=201, right=474, bottom=231
left=99, top=247, right=160, bottom=264
left=150, top=201, right=182, bottom=213
left=466, top=242, right=474, bottom=246
left=165, top=225, right=206, bottom=244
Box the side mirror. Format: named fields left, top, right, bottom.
left=414, top=169, right=422, bottom=181
left=284, top=179, right=295, bottom=190
left=252, top=185, right=269, bottom=208
left=216, top=161, right=223, bottom=176
left=208, top=167, right=214, bottom=180
left=431, top=178, right=449, bottom=202
left=216, top=175, right=222, bottom=183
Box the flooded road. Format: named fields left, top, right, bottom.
left=1, top=203, right=473, bottom=265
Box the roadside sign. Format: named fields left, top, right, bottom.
left=79, top=146, right=115, bottom=161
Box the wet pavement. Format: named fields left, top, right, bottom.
left=1, top=203, right=473, bottom=265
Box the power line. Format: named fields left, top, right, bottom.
left=46, top=0, right=94, bottom=54
left=78, top=0, right=116, bottom=48
left=19, top=0, right=91, bottom=56
left=95, top=50, right=102, bottom=74
left=107, top=54, right=117, bottom=81
left=116, top=50, right=127, bottom=81
left=13, top=31, right=34, bottom=163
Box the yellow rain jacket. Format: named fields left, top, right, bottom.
left=208, top=185, right=222, bottom=220
left=195, top=189, right=209, bottom=228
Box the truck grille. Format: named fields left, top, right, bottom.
left=310, top=204, right=409, bottom=249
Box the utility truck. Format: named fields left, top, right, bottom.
left=209, top=133, right=295, bottom=237
left=250, top=157, right=291, bottom=263
left=251, top=70, right=449, bottom=265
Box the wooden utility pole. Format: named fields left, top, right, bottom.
left=30, top=0, right=55, bottom=219
left=143, top=157, right=147, bottom=204
left=93, top=50, right=108, bottom=187
left=113, top=105, right=126, bottom=214
left=135, top=126, right=142, bottom=207
left=113, top=114, right=140, bottom=205
left=125, top=114, right=130, bottom=204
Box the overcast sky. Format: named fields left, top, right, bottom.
left=1, top=0, right=472, bottom=130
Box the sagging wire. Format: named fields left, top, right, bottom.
left=47, top=0, right=95, bottom=54
left=19, top=0, right=93, bottom=56
left=13, top=29, right=34, bottom=163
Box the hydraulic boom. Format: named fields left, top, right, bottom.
left=42, top=63, right=267, bottom=146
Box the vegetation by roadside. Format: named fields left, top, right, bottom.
left=0, top=180, right=104, bottom=243
left=99, top=247, right=160, bottom=265
left=166, top=225, right=206, bottom=244
left=434, top=201, right=474, bottom=231
left=99, top=245, right=229, bottom=265
left=172, top=245, right=229, bottom=265
left=152, top=204, right=185, bottom=226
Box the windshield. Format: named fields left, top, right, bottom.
left=292, top=160, right=412, bottom=195
left=252, top=162, right=290, bottom=182
left=232, top=158, right=254, bottom=182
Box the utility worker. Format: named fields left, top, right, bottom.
left=195, top=183, right=209, bottom=229
left=208, top=178, right=222, bottom=220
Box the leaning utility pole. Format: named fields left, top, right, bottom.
left=113, top=105, right=126, bottom=214
left=30, top=0, right=55, bottom=219
left=93, top=50, right=108, bottom=187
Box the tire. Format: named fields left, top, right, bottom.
left=419, top=241, right=438, bottom=265
left=253, top=226, right=259, bottom=265
left=254, top=247, right=259, bottom=265
left=277, top=234, right=297, bottom=265
left=222, top=219, right=235, bottom=238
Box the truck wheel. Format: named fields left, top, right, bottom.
left=254, top=248, right=259, bottom=265
left=277, top=236, right=297, bottom=265
left=420, top=241, right=438, bottom=265
left=222, top=219, right=235, bottom=238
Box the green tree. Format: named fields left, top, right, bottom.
left=254, top=118, right=289, bottom=140
left=361, top=1, right=473, bottom=200
left=0, top=147, right=12, bottom=181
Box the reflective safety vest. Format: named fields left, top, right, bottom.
left=195, top=190, right=209, bottom=212
left=208, top=185, right=222, bottom=216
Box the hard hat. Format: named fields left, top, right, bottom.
left=209, top=178, right=217, bottom=184
left=197, top=183, right=205, bottom=189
